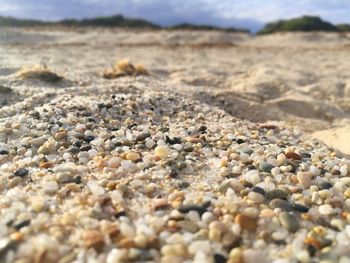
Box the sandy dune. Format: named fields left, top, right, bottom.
left=1, top=28, right=350, bottom=155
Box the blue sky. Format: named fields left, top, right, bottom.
left=0, top=0, right=350, bottom=31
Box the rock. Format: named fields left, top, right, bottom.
left=242, top=249, right=267, bottom=263
left=178, top=203, right=210, bottom=216
left=83, top=230, right=105, bottom=251
left=251, top=186, right=266, bottom=196
left=126, top=152, right=141, bottom=161
left=266, top=189, right=289, bottom=200
left=279, top=212, right=299, bottom=232
left=0, top=238, right=16, bottom=257
left=14, top=168, right=29, bottom=177
left=292, top=203, right=309, bottom=213
left=0, top=149, right=9, bottom=155
left=176, top=220, right=199, bottom=233
left=235, top=214, right=257, bottom=231
left=14, top=220, right=31, bottom=230
left=155, top=146, right=170, bottom=158
left=319, top=181, right=332, bottom=190
left=270, top=199, right=292, bottom=211
left=136, top=133, right=151, bottom=142
left=80, top=145, right=92, bottom=151
left=188, top=241, right=211, bottom=255
left=214, top=253, right=227, bottom=263
left=55, top=131, right=67, bottom=140
left=319, top=204, right=334, bottom=215
left=244, top=170, right=260, bottom=185
left=43, top=181, right=59, bottom=195
left=285, top=151, right=301, bottom=161
left=297, top=172, right=312, bottom=189
left=87, top=182, right=105, bottom=196
left=259, top=161, right=274, bottom=173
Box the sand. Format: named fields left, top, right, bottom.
left=1, top=27, right=349, bottom=155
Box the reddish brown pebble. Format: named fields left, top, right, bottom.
left=285, top=151, right=302, bottom=160
left=83, top=230, right=105, bottom=251
left=235, top=214, right=257, bottom=231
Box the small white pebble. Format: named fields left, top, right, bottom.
left=245, top=170, right=260, bottom=185
left=43, top=181, right=59, bottom=195
left=155, top=146, right=170, bottom=158
left=87, top=181, right=105, bottom=196
left=319, top=204, right=334, bottom=215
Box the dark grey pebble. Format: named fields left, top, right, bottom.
left=236, top=139, right=245, bottom=144
left=251, top=186, right=266, bottom=196
left=270, top=199, right=292, bottom=211
left=73, top=141, right=82, bottom=148
left=214, top=254, right=227, bottom=263
left=198, top=126, right=207, bottom=133
left=30, top=111, right=40, bottom=119
left=14, top=168, right=29, bottom=177
left=80, top=145, right=92, bottom=151
left=84, top=136, right=95, bottom=143
left=184, top=146, right=194, bottom=152
left=319, top=182, right=332, bottom=190
left=165, top=136, right=182, bottom=145
left=68, top=147, right=80, bottom=154
left=259, top=161, right=274, bottom=173
left=0, top=149, right=9, bottom=155
left=292, top=203, right=309, bottom=213
left=267, top=189, right=289, bottom=200
left=136, top=133, right=151, bottom=142
left=178, top=201, right=211, bottom=215
left=14, top=220, right=30, bottom=230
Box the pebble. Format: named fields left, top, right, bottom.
left=214, top=254, right=227, bottom=263
left=83, top=230, right=105, bottom=251
left=285, top=151, right=302, bottom=160
left=87, top=181, right=105, bottom=196
left=43, top=181, right=59, bottom=195
left=319, top=181, right=332, bottom=190
left=279, top=212, right=299, bottom=232
left=297, top=172, right=312, bottom=189
left=178, top=203, right=209, bottom=215
left=259, top=161, right=274, bottom=173
left=235, top=214, right=257, bottom=231
left=0, top=149, right=9, bottom=155
left=14, top=168, right=29, bottom=177
left=188, top=241, right=211, bottom=255
left=266, top=189, right=288, bottom=200
left=319, top=204, right=334, bottom=215
left=270, top=199, right=292, bottom=211
left=292, top=203, right=309, bottom=213
left=136, top=133, right=151, bottom=142
left=126, top=152, right=141, bottom=161
left=244, top=170, right=260, bottom=185
left=155, top=146, right=170, bottom=158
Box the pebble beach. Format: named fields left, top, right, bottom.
left=1, top=28, right=350, bottom=263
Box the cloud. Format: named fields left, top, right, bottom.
left=0, top=0, right=350, bottom=31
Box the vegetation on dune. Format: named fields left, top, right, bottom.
left=0, top=15, right=249, bottom=32
left=0, top=16, right=47, bottom=27
left=59, top=15, right=160, bottom=29
left=0, top=15, right=160, bottom=29
left=337, top=24, right=350, bottom=32
left=16, top=65, right=63, bottom=83
left=168, top=23, right=249, bottom=33
left=103, top=59, right=149, bottom=79
left=258, top=16, right=340, bottom=34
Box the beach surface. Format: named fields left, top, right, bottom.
left=1, top=27, right=350, bottom=262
